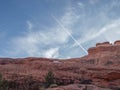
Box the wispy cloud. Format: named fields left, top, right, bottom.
left=52, top=15, right=88, bottom=54
left=3, top=0, right=120, bottom=58
left=6, top=6, right=78, bottom=58
left=72, top=0, right=120, bottom=49
left=77, top=18, right=120, bottom=44
left=43, top=47, right=59, bottom=58
left=9, top=28, right=69, bottom=57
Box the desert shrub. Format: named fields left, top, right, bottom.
left=45, top=71, right=55, bottom=88
left=80, top=79, right=92, bottom=84
left=2, top=79, right=9, bottom=90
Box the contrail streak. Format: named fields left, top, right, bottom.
left=51, top=15, right=88, bottom=54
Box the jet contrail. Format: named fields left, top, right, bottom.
left=51, top=15, right=88, bottom=54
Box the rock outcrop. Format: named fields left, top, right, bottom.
left=88, top=40, right=120, bottom=56
left=96, top=42, right=112, bottom=47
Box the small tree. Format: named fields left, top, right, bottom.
left=45, top=71, right=55, bottom=88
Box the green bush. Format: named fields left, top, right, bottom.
left=45, top=71, right=55, bottom=88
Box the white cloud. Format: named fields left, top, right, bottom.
left=9, top=34, right=39, bottom=56
left=5, top=0, right=120, bottom=58
left=71, top=0, right=120, bottom=48
left=52, top=14, right=87, bottom=54
left=43, top=47, right=59, bottom=58
left=60, top=7, right=79, bottom=28
left=7, top=6, right=78, bottom=58
left=10, top=29, right=69, bottom=57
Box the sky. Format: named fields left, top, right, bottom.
left=0, top=0, right=120, bottom=59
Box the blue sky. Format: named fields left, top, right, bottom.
left=0, top=0, right=120, bottom=58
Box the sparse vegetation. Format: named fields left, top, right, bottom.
left=45, top=71, right=55, bottom=88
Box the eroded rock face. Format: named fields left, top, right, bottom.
left=88, top=40, right=120, bottom=56
left=0, top=40, right=120, bottom=90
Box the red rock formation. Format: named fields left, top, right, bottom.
left=114, top=40, right=120, bottom=45
left=88, top=40, right=120, bottom=56
left=0, top=40, right=120, bottom=89
left=96, top=42, right=112, bottom=47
